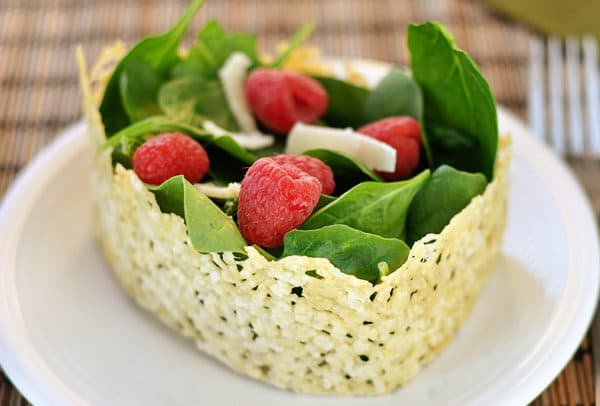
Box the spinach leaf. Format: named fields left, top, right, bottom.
left=149, top=175, right=247, bottom=253
left=302, top=149, right=382, bottom=190
left=158, top=76, right=239, bottom=131
left=100, top=0, right=204, bottom=135
left=282, top=224, right=410, bottom=283
left=111, top=132, right=149, bottom=169
left=210, top=197, right=237, bottom=217
left=363, top=69, right=423, bottom=123
left=426, top=123, right=483, bottom=174
left=104, top=116, right=256, bottom=165
left=119, top=58, right=162, bottom=122
left=170, top=47, right=210, bottom=79
left=302, top=170, right=429, bottom=240
left=204, top=139, right=253, bottom=184
left=408, top=22, right=497, bottom=180
left=405, top=165, right=487, bottom=244
left=171, top=20, right=259, bottom=79
left=252, top=245, right=276, bottom=261
left=270, top=23, right=315, bottom=68
left=210, top=136, right=255, bottom=164
left=252, top=137, right=286, bottom=158
left=314, top=194, right=336, bottom=212
left=313, top=77, right=370, bottom=128
left=104, top=116, right=207, bottom=149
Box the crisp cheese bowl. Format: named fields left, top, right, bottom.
left=78, top=1, right=510, bottom=395
left=79, top=53, right=509, bottom=397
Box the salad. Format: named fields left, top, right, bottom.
left=79, top=0, right=508, bottom=395
left=98, top=0, right=497, bottom=283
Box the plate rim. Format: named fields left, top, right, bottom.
left=462, top=108, right=600, bottom=405
left=0, top=85, right=598, bottom=405
left=0, top=121, right=91, bottom=405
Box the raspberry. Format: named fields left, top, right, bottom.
left=132, top=132, right=209, bottom=185
left=357, top=116, right=422, bottom=180
left=237, top=157, right=322, bottom=247
left=271, top=154, right=335, bottom=195
left=245, top=68, right=328, bottom=134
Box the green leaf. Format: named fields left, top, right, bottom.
left=252, top=244, right=277, bottom=261
left=312, top=77, right=370, bottom=128
left=103, top=116, right=256, bottom=166
left=270, top=23, right=315, bottom=68
left=203, top=138, right=254, bottom=184
left=198, top=20, right=259, bottom=70
left=408, top=22, right=497, bottom=180
left=110, top=132, right=149, bottom=169
left=170, top=47, right=210, bottom=79
left=282, top=224, right=410, bottom=283
left=363, top=69, right=423, bottom=124
left=100, top=0, right=204, bottom=135
left=210, top=197, right=237, bottom=216
left=171, top=20, right=259, bottom=79
left=251, top=137, right=287, bottom=158
left=302, top=170, right=429, bottom=240
left=314, top=194, right=336, bottom=212
left=104, top=116, right=206, bottom=149
left=302, top=149, right=382, bottom=192
left=149, top=175, right=247, bottom=253
left=158, top=76, right=240, bottom=131
left=119, top=58, right=162, bottom=122
left=405, top=165, right=487, bottom=244
left=426, top=123, right=483, bottom=174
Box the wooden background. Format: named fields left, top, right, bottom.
left=0, top=0, right=597, bottom=404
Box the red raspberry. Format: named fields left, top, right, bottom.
left=245, top=68, right=328, bottom=134
left=357, top=116, right=422, bottom=180
left=237, top=158, right=322, bottom=247
left=271, top=154, right=335, bottom=195
left=132, top=132, right=209, bottom=185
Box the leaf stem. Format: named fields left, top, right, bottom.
left=270, top=23, right=315, bottom=68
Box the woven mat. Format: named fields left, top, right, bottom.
left=0, top=1, right=596, bottom=405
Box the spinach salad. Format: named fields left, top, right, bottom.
left=99, top=0, right=498, bottom=284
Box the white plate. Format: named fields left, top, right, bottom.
left=0, top=71, right=599, bottom=405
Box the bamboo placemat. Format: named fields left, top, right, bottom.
left=0, top=0, right=596, bottom=405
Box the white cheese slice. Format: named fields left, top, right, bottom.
left=203, top=121, right=274, bottom=150
left=285, top=123, right=397, bottom=173
left=219, top=52, right=257, bottom=133
left=194, top=182, right=241, bottom=200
